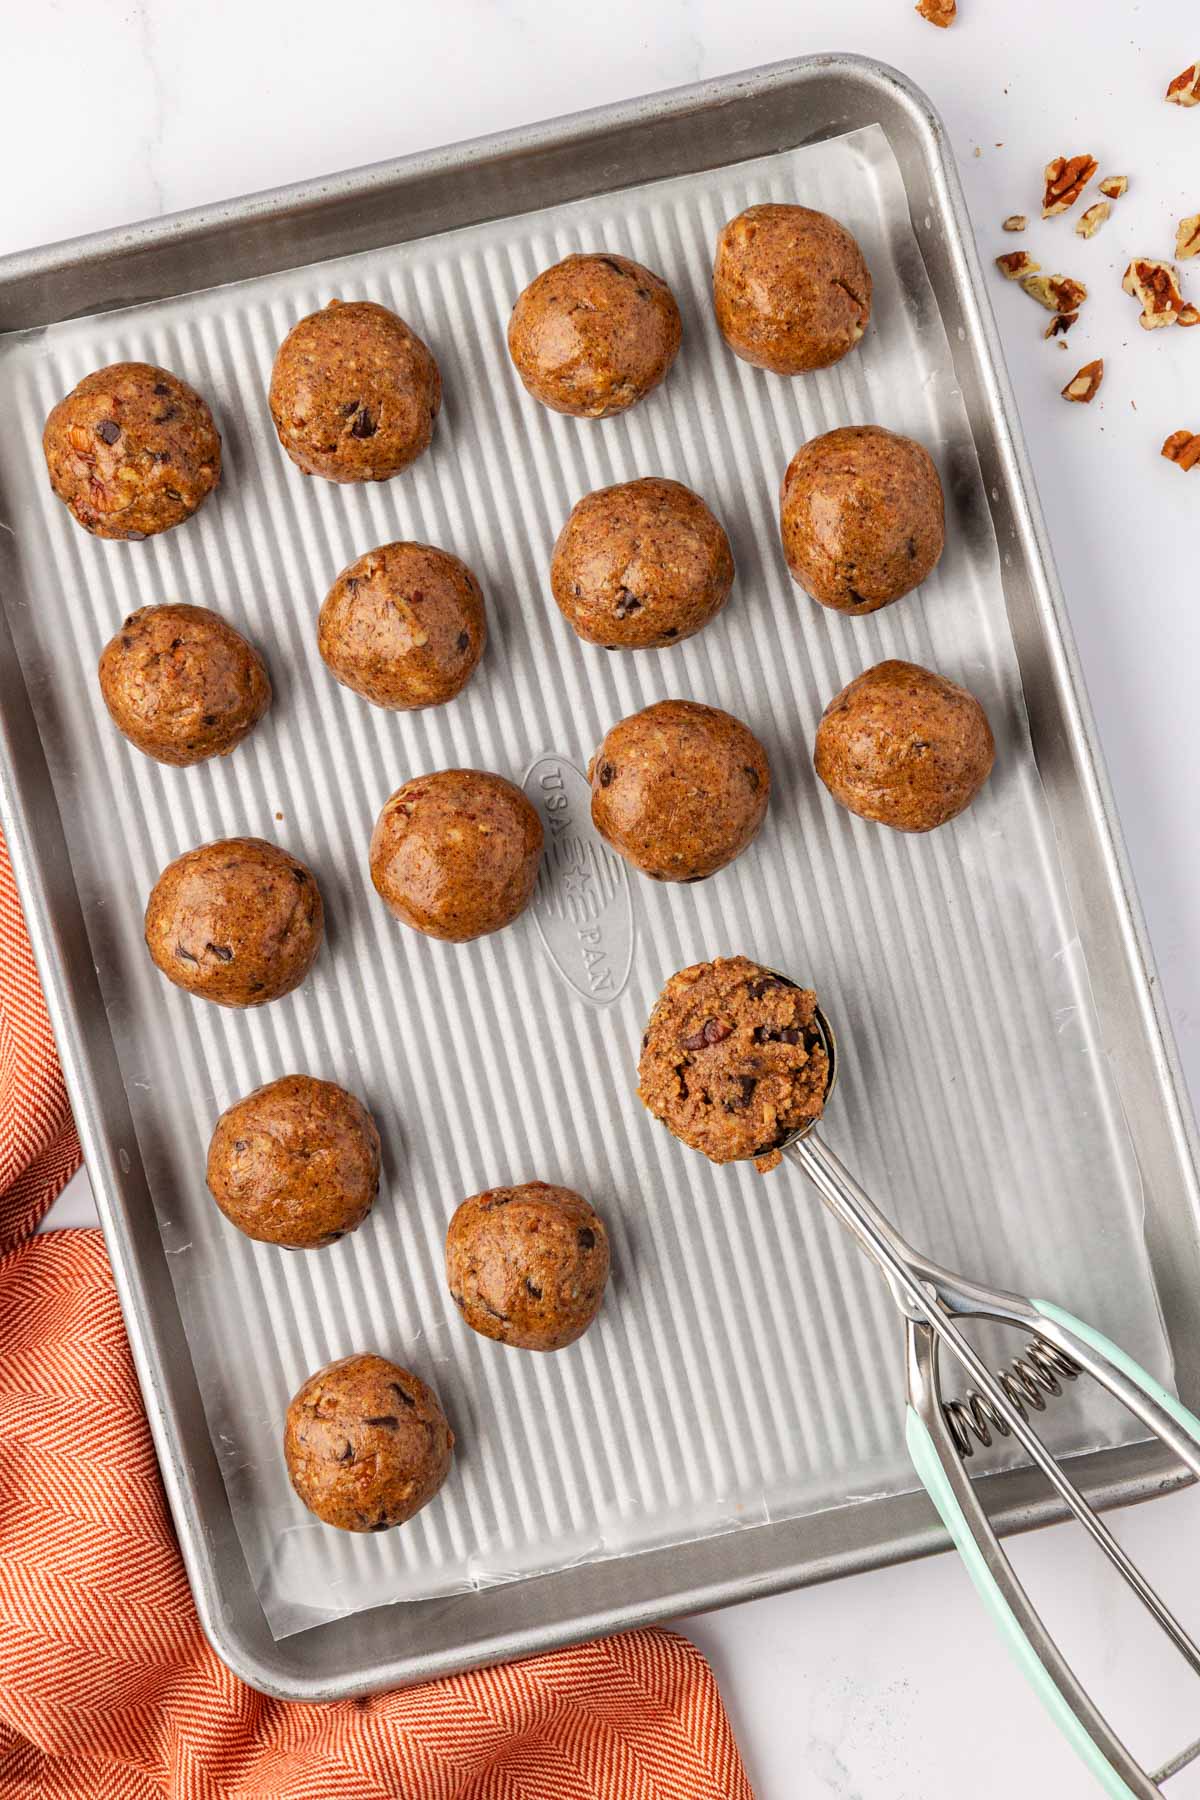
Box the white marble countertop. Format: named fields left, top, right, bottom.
left=8, top=2, right=1200, bottom=1793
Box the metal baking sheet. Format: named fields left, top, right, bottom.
left=2, top=56, right=1199, bottom=1698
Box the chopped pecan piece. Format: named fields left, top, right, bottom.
left=1098, top=175, right=1129, bottom=199
left=1022, top=273, right=1088, bottom=312
left=1177, top=213, right=1200, bottom=260
left=1061, top=359, right=1104, bottom=404
left=1076, top=201, right=1110, bottom=238
left=1162, top=430, right=1200, bottom=469
left=1180, top=304, right=1200, bottom=326
left=1122, top=258, right=1191, bottom=328
left=1002, top=214, right=1028, bottom=232
left=916, top=0, right=956, bottom=24
left=1166, top=63, right=1200, bottom=106
left=1042, top=154, right=1098, bottom=217
left=996, top=250, right=1040, bottom=279
left=1044, top=311, right=1079, bottom=338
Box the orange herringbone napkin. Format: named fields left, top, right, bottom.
left=0, top=829, right=754, bottom=1799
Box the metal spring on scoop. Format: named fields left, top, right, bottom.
left=943, top=1338, right=1081, bottom=1458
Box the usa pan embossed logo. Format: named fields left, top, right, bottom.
left=523, top=755, right=634, bottom=1007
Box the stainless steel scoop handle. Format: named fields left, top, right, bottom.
left=785, top=1129, right=1200, bottom=1796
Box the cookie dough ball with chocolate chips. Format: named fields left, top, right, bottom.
left=145, top=837, right=324, bottom=1006
left=639, top=957, right=830, bottom=1172
left=206, top=1075, right=381, bottom=1249
left=319, top=541, right=486, bottom=709
left=714, top=204, right=872, bottom=375
left=507, top=252, right=682, bottom=418
left=550, top=477, right=734, bottom=650
left=446, top=1182, right=610, bottom=1351
left=780, top=426, right=945, bottom=614
left=815, top=659, right=995, bottom=833
left=42, top=362, right=220, bottom=539
left=99, top=603, right=270, bottom=766
left=284, top=1353, right=453, bottom=1532
left=370, top=769, right=543, bottom=942
left=589, top=699, right=769, bottom=882
left=269, top=298, right=441, bottom=482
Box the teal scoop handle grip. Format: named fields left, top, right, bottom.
left=783, top=1128, right=1200, bottom=1794
left=907, top=1404, right=1144, bottom=1798
left=906, top=1305, right=1200, bottom=1798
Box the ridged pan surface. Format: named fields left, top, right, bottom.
left=0, top=124, right=1170, bottom=1639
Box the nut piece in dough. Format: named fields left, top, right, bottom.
left=714, top=204, right=871, bottom=375
left=319, top=541, right=486, bottom=709
left=145, top=837, right=324, bottom=1006
left=269, top=299, right=441, bottom=481
left=284, top=1353, right=453, bottom=1532
left=370, top=769, right=543, bottom=942
left=638, top=956, right=829, bottom=1173
left=207, top=1075, right=381, bottom=1249
left=550, top=477, right=734, bottom=650
left=507, top=253, right=681, bottom=418
left=814, top=659, right=995, bottom=834
left=42, top=362, right=220, bottom=540
left=779, top=425, right=944, bottom=614
left=589, top=699, right=769, bottom=883
left=99, top=603, right=270, bottom=766
left=445, top=1182, right=610, bottom=1352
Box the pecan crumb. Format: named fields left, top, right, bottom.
left=916, top=0, right=956, bottom=25
left=1044, top=311, right=1079, bottom=338
left=1098, top=175, right=1129, bottom=199
left=1076, top=201, right=1111, bottom=239
left=1162, top=429, right=1200, bottom=469
left=1166, top=63, right=1200, bottom=106
left=1022, top=272, right=1088, bottom=312
left=1042, top=154, right=1098, bottom=218
left=996, top=250, right=1040, bottom=279
left=1176, top=213, right=1200, bottom=260
left=1002, top=214, right=1028, bottom=233
left=1122, top=258, right=1191, bottom=328
left=1062, top=359, right=1104, bottom=404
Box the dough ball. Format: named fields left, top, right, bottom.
left=318, top=540, right=486, bottom=709
left=269, top=299, right=441, bottom=482
left=550, top=477, right=734, bottom=649
left=814, top=659, right=995, bottom=833
left=98, top=603, right=270, bottom=766
left=714, top=204, right=872, bottom=375
left=445, top=1182, right=610, bottom=1352
left=144, top=837, right=324, bottom=1006
left=206, top=1075, right=381, bottom=1249
left=589, top=699, right=769, bottom=882
left=639, top=957, right=829, bottom=1172
left=507, top=252, right=681, bottom=418
left=370, top=769, right=543, bottom=941
left=780, top=426, right=945, bottom=613
left=42, top=362, right=220, bottom=539
left=284, top=1353, right=453, bottom=1532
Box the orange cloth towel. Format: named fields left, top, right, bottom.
left=0, top=830, right=754, bottom=1798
